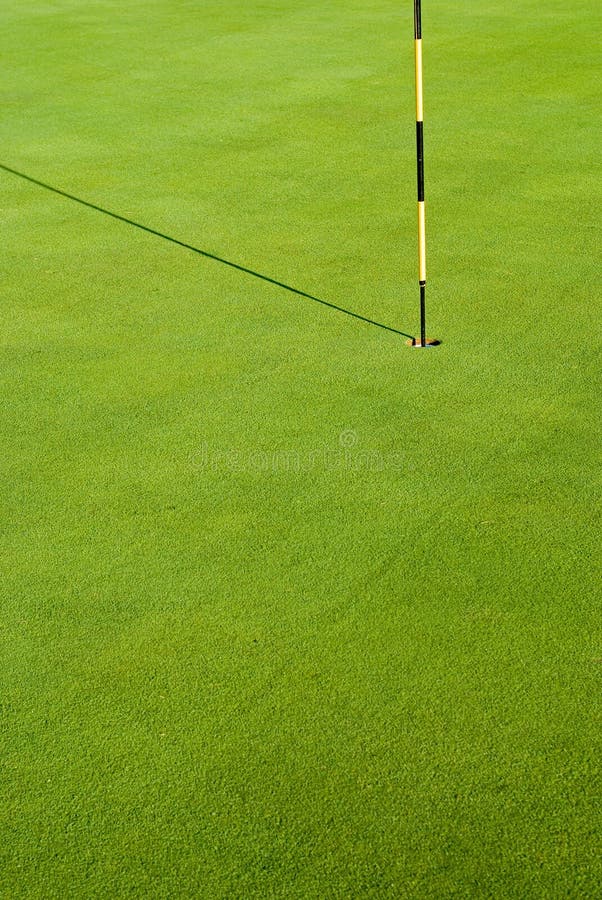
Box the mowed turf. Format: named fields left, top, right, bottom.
left=1, top=1, right=600, bottom=897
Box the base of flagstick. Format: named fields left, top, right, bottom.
left=406, top=337, right=440, bottom=348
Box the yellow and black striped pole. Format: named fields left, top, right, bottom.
left=411, top=0, right=438, bottom=347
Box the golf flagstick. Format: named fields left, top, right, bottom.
left=409, top=0, right=439, bottom=347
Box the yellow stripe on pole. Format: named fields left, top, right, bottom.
left=418, top=200, right=426, bottom=282
left=414, top=39, right=423, bottom=122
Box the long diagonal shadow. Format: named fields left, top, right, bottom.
left=1, top=162, right=414, bottom=340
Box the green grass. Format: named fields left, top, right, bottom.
left=1, top=1, right=600, bottom=897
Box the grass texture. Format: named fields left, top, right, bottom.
left=1, top=1, right=600, bottom=897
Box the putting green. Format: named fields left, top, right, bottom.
left=1, top=1, right=600, bottom=897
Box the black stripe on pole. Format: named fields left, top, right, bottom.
left=414, top=0, right=422, bottom=39
left=416, top=121, right=424, bottom=201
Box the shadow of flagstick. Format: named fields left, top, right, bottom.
left=0, top=162, right=415, bottom=340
